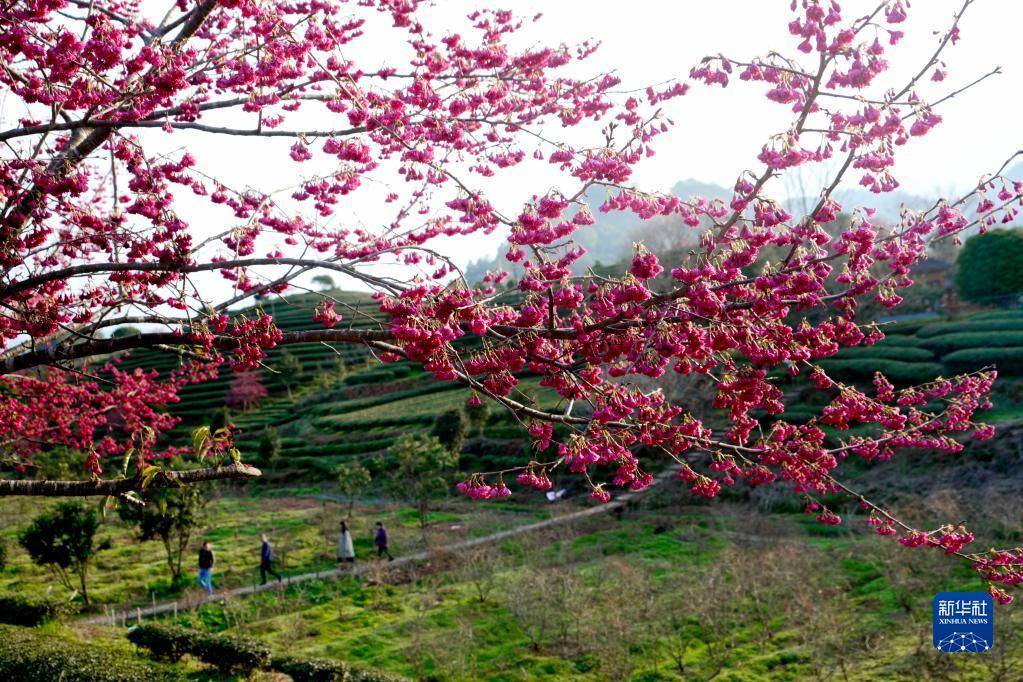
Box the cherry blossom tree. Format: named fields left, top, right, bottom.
left=225, top=369, right=268, bottom=410
left=0, top=0, right=1020, bottom=600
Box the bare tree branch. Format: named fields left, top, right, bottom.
left=0, top=461, right=261, bottom=497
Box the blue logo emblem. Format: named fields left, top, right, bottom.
left=933, top=592, right=994, bottom=652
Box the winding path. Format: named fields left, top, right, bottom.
left=83, top=466, right=678, bottom=626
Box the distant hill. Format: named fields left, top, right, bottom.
left=464, top=177, right=937, bottom=285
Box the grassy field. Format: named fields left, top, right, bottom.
left=47, top=489, right=1023, bottom=681
left=0, top=491, right=545, bottom=609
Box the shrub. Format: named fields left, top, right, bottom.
left=816, top=359, right=945, bottom=385
left=916, top=319, right=1023, bottom=338
left=258, top=424, right=282, bottom=469
left=0, top=592, right=80, bottom=626
left=272, top=655, right=409, bottom=682
left=482, top=424, right=529, bottom=440
left=919, top=331, right=1023, bottom=356
left=287, top=438, right=396, bottom=457
left=127, top=623, right=195, bottom=663
left=874, top=334, right=923, bottom=347
left=390, top=365, right=413, bottom=379
left=879, top=317, right=938, bottom=335
left=311, top=382, right=459, bottom=417
left=943, top=347, right=1023, bottom=375
left=128, top=622, right=270, bottom=675
left=954, top=229, right=1023, bottom=304
left=315, top=416, right=433, bottom=431
left=344, top=369, right=395, bottom=385
left=272, top=655, right=355, bottom=682
left=833, top=346, right=934, bottom=361
left=431, top=409, right=468, bottom=452
left=192, top=631, right=271, bottom=676
left=0, top=624, right=177, bottom=681
left=972, top=310, right=1023, bottom=321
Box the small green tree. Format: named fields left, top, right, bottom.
left=954, top=228, right=1023, bottom=304
left=464, top=399, right=490, bottom=436
left=277, top=349, right=304, bottom=398
left=311, top=274, right=336, bottom=291
left=29, top=445, right=81, bottom=480
left=19, top=501, right=107, bottom=603
left=117, top=486, right=207, bottom=581
left=389, top=435, right=458, bottom=530
left=335, top=461, right=372, bottom=518
left=430, top=409, right=468, bottom=454
left=258, top=425, right=281, bottom=470
left=110, top=325, right=141, bottom=338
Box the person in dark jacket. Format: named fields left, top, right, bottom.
left=197, top=541, right=214, bottom=594
left=259, top=532, right=283, bottom=585
left=374, top=522, right=394, bottom=561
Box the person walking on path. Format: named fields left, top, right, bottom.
left=374, top=521, right=394, bottom=561
left=197, top=541, right=214, bottom=594
left=338, top=520, right=355, bottom=563
left=259, top=532, right=283, bottom=585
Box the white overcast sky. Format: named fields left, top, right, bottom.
left=409, top=0, right=1020, bottom=268
left=100, top=1, right=1023, bottom=295
left=505, top=0, right=1018, bottom=198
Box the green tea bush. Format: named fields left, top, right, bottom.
left=271, top=655, right=408, bottom=682
left=874, top=334, right=923, bottom=347
left=880, top=317, right=938, bottom=335
left=343, top=372, right=393, bottom=386
left=916, top=319, right=1023, bottom=338
left=127, top=624, right=406, bottom=680
left=920, top=331, right=1023, bottom=356
left=191, top=630, right=271, bottom=676
left=816, top=359, right=944, bottom=385
left=833, top=346, right=934, bottom=361
left=285, top=438, right=396, bottom=458
left=127, top=623, right=195, bottom=663
left=315, top=416, right=433, bottom=431
left=972, top=310, right=1023, bottom=321
left=943, top=348, right=1023, bottom=375
left=0, top=624, right=176, bottom=681
left=309, top=383, right=454, bottom=417
left=128, top=622, right=270, bottom=675
left=481, top=424, right=529, bottom=440
left=0, top=593, right=80, bottom=626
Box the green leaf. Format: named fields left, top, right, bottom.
left=120, top=447, right=135, bottom=477
left=139, top=465, right=161, bottom=489
left=192, top=426, right=211, bottom=458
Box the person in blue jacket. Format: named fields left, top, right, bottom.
left=259, top=532, right=283, bottom=585
left=374, top=521, right=394, bottom=561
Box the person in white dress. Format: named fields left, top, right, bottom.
left=337, top=520, right=355, bottom=563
